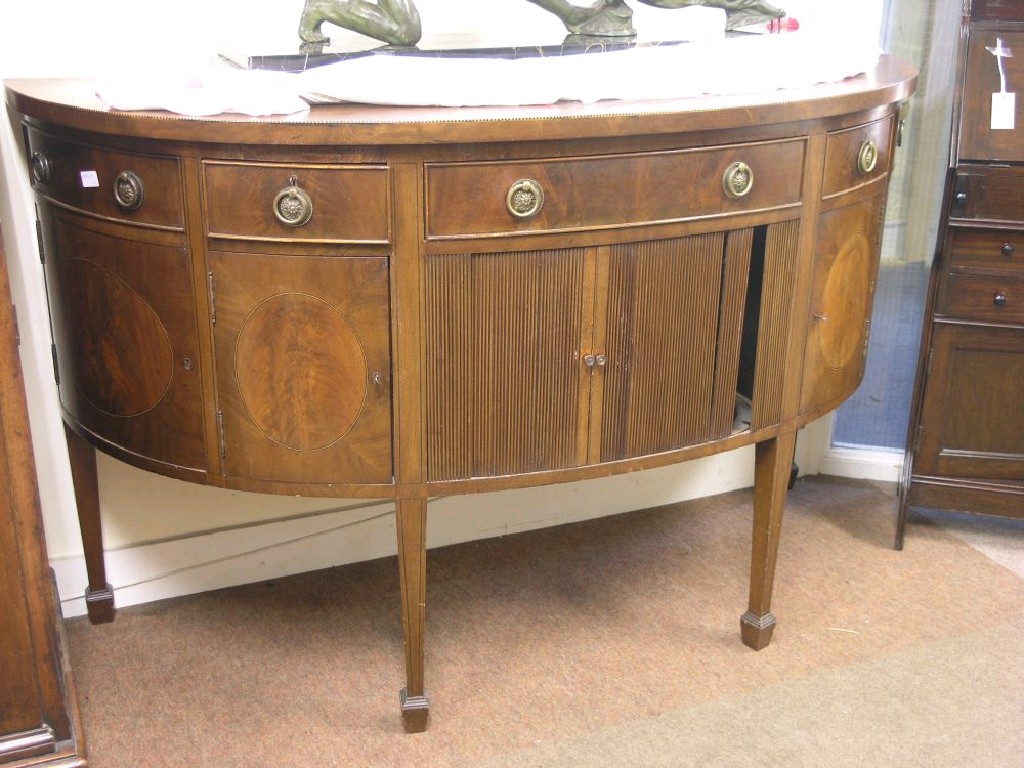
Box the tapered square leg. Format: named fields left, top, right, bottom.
left=64, top=423, right=115, bottom=624
left=396, top=497, right=428, bottom=731
left=741, top=430, right=797, bottom=650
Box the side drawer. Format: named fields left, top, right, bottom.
left=950, top=166, right=1024, bottom=225
left=203, top=161, right=390, bottom=244
left=821, top=116, right=894, bottom=199
left=424, top=139, right=805, bottom=239
left=947, top=227, right=1024, bottom=272
left=25, top=128, right=184, bottom=229
left=940, top=273, right=1024, bottom=324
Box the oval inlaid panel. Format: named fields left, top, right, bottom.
left=59, top=258, right=174, bottom=417
left=235, top=293, right=367, bottom=451
left=819, top=231, right=871, bottom=370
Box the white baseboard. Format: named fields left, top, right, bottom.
left=818, top=446, right=903, bottom=483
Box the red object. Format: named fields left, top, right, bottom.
left=768, top=17, right=801, bottom=33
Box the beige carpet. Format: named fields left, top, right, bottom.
left=64, top=476, right=1024, bottom=767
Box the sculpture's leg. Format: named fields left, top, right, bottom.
left=396, top=496, right=428, bottom=732
left=740, top=428, right=797, bottom=650
left=63, top=423, right=115, bottom=624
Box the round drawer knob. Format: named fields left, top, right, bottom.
left=722, top=161, right=754, bottom=199
left=273, top=177, right=314, bottom=227
left=114, top=171, right=145, bottom=211
left=857, top=140, right=879, bottom=175
left=1001, top=242, right=1015, bottom=257
left=30, top=152, right=51, bottom=184
left=506, top=178, right=545, bottom=219
left=993, top=292, right=1008, bottom=306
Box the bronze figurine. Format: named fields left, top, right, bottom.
left=528, top=0, right=785, bottom=37
left=298, top=0, right=422, bottom=45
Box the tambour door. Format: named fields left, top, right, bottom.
left=209, top=252, right=393, bottom=485
left=423, top=229, right=759, bottom=481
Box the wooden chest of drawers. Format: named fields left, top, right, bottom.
left=898, top=2, right=1024, bottom=542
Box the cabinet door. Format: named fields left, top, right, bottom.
left=800, top=196, right=885, bottom=415
left=424, top=248, right=589, bottom=481
left=41, top=206, right=206, bottom=471
left=597, top=231, right=743, bottom=462
left=916, top=323, right=1024, bottom=480
left=210, top=252, right=392, bottom=485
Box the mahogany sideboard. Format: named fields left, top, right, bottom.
left=5, top=59, right=916, bottom=732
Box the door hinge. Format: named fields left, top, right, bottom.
left=207, top=271, right=217, bottom=325
left=50, top=343, right=60, bottom=385
left=216, top=410, right=226, bottom=458
left=35, top=219, right=45, bottom=264
left=12, top=304, right=20, bottom=347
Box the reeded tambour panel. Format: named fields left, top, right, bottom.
left=750, top=220, right=801, bottom=431
left=425, top=248, right=587, bottom=481
left=599, top=233, right=725, bottom=461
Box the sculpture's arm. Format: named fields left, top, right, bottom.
left=299, top=0, right=422, bottom=45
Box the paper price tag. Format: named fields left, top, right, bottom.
left=80, top=170, right=100, bottom=188
left=991, top=92, right=1016, bottom=130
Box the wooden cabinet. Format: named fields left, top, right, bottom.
left=898, top=1, right=1024, bottom=543
left=6, top=58, right=915, bottom=732
left=0, top=227, right=85, bottom=765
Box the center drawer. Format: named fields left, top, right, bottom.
left=424, top=139, right=805, bottom=240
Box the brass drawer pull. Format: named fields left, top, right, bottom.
left=30, top=152, right=51, bottom=184
left=857, top=140, right=878, bottom=175
left=993, top=292, right=1008, bottom=306
left=722, top=161, right=754, bottom=199
left=273, top=176, right=314, bottom=227
left=506, top=178, right=545, bottom=219
left=114, top=170, right=144, bottom=211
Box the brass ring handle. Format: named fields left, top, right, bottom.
left=30, top=152, right=51, bottom=184
left=114, top=171, right=144, bottom=211
left=506, top=178, right=545, bottom=219
left=857, top=140, right=879, bottom=175
left=722, top=161, right=754, bottom=199
left=273, top=177, right=314, bottom=227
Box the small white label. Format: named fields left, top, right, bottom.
left=80, top=170, right=100, bottom=188
left=992, top=92, right=1016, bottom=130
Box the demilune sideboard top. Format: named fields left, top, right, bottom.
left=5, top=57, right=916, bottom=731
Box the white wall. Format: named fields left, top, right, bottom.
left=0, top=0, right=881, bottom=617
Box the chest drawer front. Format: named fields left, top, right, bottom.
left=941, top=273, right=1024, bottom=323
left=26, top=128, right=184, bottom=229
left=950, top=167, right=1024, bottom=224
left=424, top=140, right=804, bottom=239
left=203, top=161, right=390, bottom=243
left=947, top=228, right=1024, bottom=271
left=821, top=116, right=894, bottom=199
